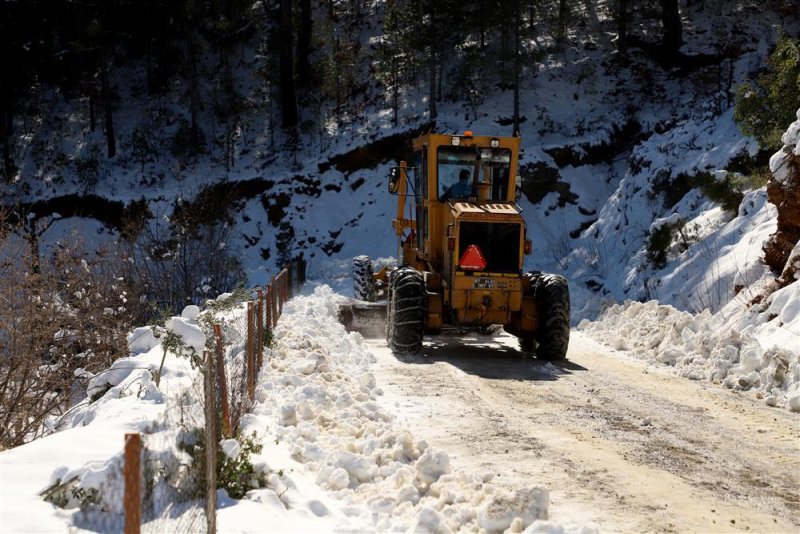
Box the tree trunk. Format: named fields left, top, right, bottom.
left=296, top=0, right=312, bottom=88
left=89, top=88, right=96, bottom=132
left=617, top=0, right=628, bottom=57
left=100, top=61, right=116, bottom=158
left=278, top=0, right=299, bottom=128
left=512, top=0, right=521, bottom=136
left=188, top=35, right=201, bottom=151
left=26, top=218, right=40, bottom=275
left=1, top=107, right=13, bottom=180
left=428, top=3, right=437, bottom=121
left=557, top=0, right=568, bottom=43
left=662, top=0, right=682, bottom=56
left=479, top=0, right=486, bottom=48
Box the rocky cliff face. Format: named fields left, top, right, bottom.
left=764, top=109, right=800, bottom=285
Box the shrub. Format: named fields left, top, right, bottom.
left=646, top=217, right=690, bottom=269
left=120, top=213, right=245, bottom=317
left=691, top=171, right=744, bottom=213
left=734, top=32, right=800, bottom=150
left=180, top=429, right=266, bottom=499
left=647, top=224, right=676, bottom=269
left=74, top=148, right=100, bottom=193
left=0, top=229, right=147, bottom=449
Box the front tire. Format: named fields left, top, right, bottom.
left=352, top=255, right=375, bottom=301
left=387, top=267, right=425, bottom=354
left=531, top=274, right=570, bottom=361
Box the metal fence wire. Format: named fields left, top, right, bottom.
left=123, top=260, right=305, bottom=534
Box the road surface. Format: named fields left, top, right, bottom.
left=366, top=331, right=800, bottom=533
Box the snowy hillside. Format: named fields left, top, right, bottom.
left=2, top=2, right=794, bottom=304
left=2, top=1, right=800, bottom=532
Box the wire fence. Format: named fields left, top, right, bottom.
left=120, top=259, right=306, bottom=534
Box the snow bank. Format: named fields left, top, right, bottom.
left=248, top=285, right=591, bottom=533
left=2, top=287, right=596, bottom=533
left=578, top=297, right=800, bottom=411
left=770, top=108, right=800, bottom=185
left=127, top=326, right=158, bottom=355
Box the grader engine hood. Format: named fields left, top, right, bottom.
left=450, top=202, right=525, bottom=274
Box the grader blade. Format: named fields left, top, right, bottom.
left=338, top=299, right=387, bottom=337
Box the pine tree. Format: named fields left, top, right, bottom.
left=734, top=32, right=800, bottom=150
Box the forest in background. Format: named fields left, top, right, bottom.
left=1, top=0, right=799, bottom=448
left=1, top=0, right=776, bottom=183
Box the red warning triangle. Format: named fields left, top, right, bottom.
left=459, top=244, right=487, bottom=271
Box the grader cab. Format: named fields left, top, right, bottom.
left=348, top=132, right=570, bottom=359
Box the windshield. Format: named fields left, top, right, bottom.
left=437, top=146, right=511, bottom=201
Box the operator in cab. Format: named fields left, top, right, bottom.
left=442, top=169, right=472, bottom=199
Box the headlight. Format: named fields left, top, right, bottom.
left=451, top=136, right=461, bottom=146
left=490, top=138, right=500, bottom=148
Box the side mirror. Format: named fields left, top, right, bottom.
left=388, top=167, right=401, bottom=194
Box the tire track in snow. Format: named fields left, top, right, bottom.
left=368, top=331, right=800, bottom=533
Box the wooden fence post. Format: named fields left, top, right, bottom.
left=265, top=285, right=273, bottom=333
left=246, top=303, right=255, bottom=402
left=279, top=272, right=285, bottom=316
left=203, top=349, right=217, bottom=534
left=213, top=324, right=232, bottom=438
left=257, top=290, right=264, bottom=370
left=271, top=277, right=278, bottom=328
left=286, top=261, right=294, bottom=299
left=124, top=433, right=142, bottom=534
left=297, top=255, right=306, bottom=285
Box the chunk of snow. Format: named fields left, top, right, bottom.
left=477, top=487, right=549, bottom=531
left=220, top=439, right=241, bottom=460
left=127, top=327, right=158, bottom=355
left=181, top=305, right=200, bottom=320
left=415, top=449, right=450, bottom=484
left=164, top=316, right=205, bottom=353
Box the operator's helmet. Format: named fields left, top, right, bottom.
left=459, top=169, right=470, bottom=181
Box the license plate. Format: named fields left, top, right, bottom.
left=473, top=278, right=495, bottom=289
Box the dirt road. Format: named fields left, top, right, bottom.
left=367, top=331, right=800, bottom=533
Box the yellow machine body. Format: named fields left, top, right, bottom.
left=388, top=132, right=537, bottom=335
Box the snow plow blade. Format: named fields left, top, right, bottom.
left=338, top=299, right=387, bottom=337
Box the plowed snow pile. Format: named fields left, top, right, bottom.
left=578, top=282, right=800, bottom=411
left=246, top=285, right=596, bottom=533
left=578, top=111, right=800, bottom=413
left=0, top=285, right=597, bottom=533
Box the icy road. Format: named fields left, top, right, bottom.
left=367, top=331, right=800, bottom=533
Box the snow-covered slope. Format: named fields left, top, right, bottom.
left=578, top=111, right=800, bottom=412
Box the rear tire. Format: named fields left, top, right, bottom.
left=387, top=267, right=425, bottom=354
left=519, top=336, right=535, bottom=354
left=353, top=255, right=375, bottom=301
left=531, top=274, right=570, bottom=361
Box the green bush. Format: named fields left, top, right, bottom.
left=734, top=32, right=800, bottom=150
left=646, top=217, right=705, bottom=270
left=691, top=172, right=744, bottom=213
left=180, top=429, right=266, bottom=500
left=647, top=223, right=677, bottom=269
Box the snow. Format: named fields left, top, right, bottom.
left=1, top=286, right=594, bottom=533
left=578, top=285, right=800, bottom=411
left=576, top=109, right=800, bottom=412
left=770, top=108, right=800, bottom=184
left=2, top=6, right=799, bottom=532
left=126, top=326, right=158, bottom=355
left=164, top=314, right=206, bottom=354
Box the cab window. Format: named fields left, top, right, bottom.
left=437, top=146, right=511, bottom=201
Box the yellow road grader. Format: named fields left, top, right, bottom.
left=343, top=132, right=570, bottom=359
